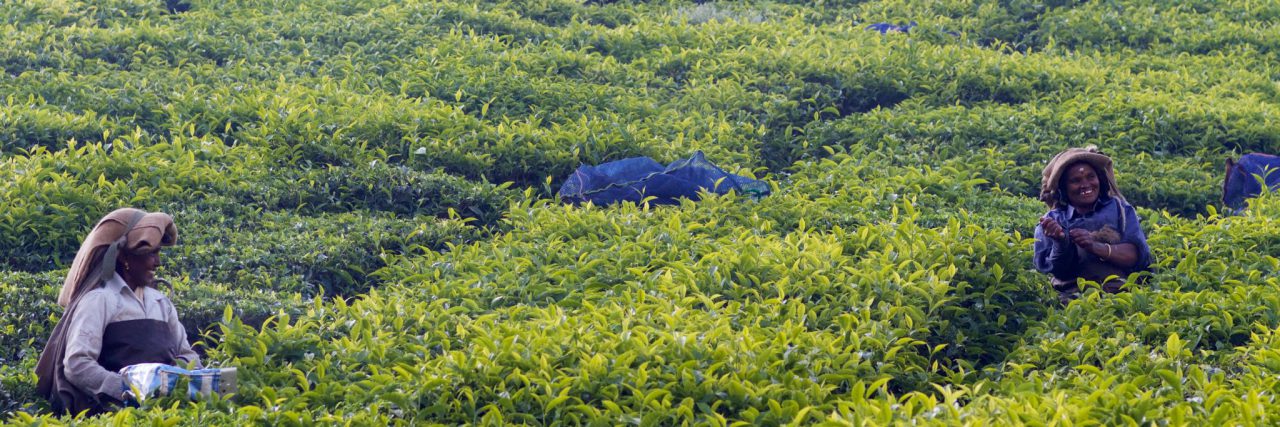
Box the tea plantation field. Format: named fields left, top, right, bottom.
left=4, top=0, right=1280, bottom=424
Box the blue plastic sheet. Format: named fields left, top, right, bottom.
left=866, top=21, right=916, bottom=34
left=865, top=21, right=958, bottom=37
left=558, top=151, right=770, bottom=206
left=1224, top=153, right=1280, bottom=211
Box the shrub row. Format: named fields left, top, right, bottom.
left=171, top=206, right=486, bottom=297
left=0, top=139, right=509, bottom=275
left=5, top=0, right=1273, bottom=196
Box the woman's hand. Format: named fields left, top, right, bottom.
left=1040, top=216, right=1066, bottom=240
left=1069, top=228, right=1096, bottom=248
left=1069, top=229, right=1115, bottom=262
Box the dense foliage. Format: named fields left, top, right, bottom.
left=3, top=0, right=1278, bottom=424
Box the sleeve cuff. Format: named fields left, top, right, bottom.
left=177, top=355, right=204, bottom=370
left=102, top=373, right=127, bottom=401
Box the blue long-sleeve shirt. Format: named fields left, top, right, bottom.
left=1034, top=195, right=1152, bottom=282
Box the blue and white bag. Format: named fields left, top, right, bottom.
left=120, top=363, right=238, bottom=402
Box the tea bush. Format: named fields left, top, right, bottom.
left=0, top=138, right=257, bottom=271
left=0, top=272, right=60, bottom=371
left=6, top=0, right=1280, bottom=424
left=170, top=206, right=487, bottom=297
left=245, top=163, right=514, bottom=224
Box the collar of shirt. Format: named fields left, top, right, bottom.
left=104, top=272, right=147, bottom=305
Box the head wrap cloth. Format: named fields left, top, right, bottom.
left=57, top=208, right=177, bottom=307
left=1039, top=145, right=1126, bottom=209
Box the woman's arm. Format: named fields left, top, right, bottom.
left=63, top=292, right=127, bottom=401
left=1034, top=216, right=1078, bottom=277
left=163, top=297, right=202, bottom=369
left=1120, top=204, right=1153, bottom=271
left=1070, top=203, right=1150, bottom=270
left=1076, top=239, right=1140, bottom=268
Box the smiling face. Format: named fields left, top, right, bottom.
left=1063, top=161, right=1102, bottom=211
left=118, top=248, right=161, bottom=288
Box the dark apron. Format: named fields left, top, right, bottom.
left=99, top=319, right=180, bottom=372
left=1052, top=245, right=1127, bottom=295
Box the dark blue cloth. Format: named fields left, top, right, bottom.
left=1034, top=195, right=1151, bottom=283
left=558, top=151, right=770, bottom=206
left=1224, top=153, right=1280, bottom=211
left=866, top=21, right=916, bottom=34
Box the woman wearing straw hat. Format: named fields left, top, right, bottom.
left=1035, top=147, right=1153, bottom=305
left=35, top=208, right=201, bottom=416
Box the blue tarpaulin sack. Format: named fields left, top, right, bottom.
left=864, top=21, right=957, bottom=37
left=866, top=21, right=916, bottom=34
left=558, top=151, right=770, bottom=206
